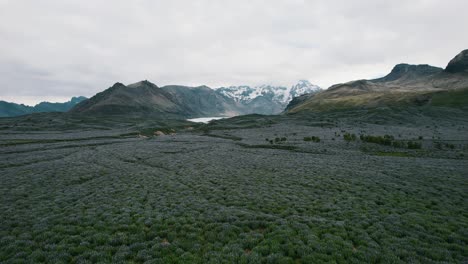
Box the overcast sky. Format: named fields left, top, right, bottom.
left=0, top=0, right=467, bottom=105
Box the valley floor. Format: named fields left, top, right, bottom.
left=0, top=109, right=467, bottom=263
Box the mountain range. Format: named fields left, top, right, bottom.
left=2, top=50, right=466, bottom=119
left=286, top=49, right=468, bottom=113
left=0, top=81, right=319, bottom=118
left=0, top=96, right=87, bottom=117
left=70, top=80, right=321, bottom=117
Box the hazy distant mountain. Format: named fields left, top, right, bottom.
left=0, top=96, right=87, bottom=117
left=161, top=85, right=244, bottom=117
left=216, top=80, right=321, bottom=114
left=285, top=49, right=468, bottom=113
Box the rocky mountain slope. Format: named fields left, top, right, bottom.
left=161, top=85, right=242, bottom=117
left=286, top=49, right=468, bottom=113
left=70, top=81, right=245, bottom=118
left=71, top=81, right=177, bottom=116
left=0, top=96, right=87, bottom=117
left=445, top=49, right=468, bottom=73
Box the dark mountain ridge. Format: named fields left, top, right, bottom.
left=71, top=81, right=182, bottom=116
left=373, top=64, right=443, bottom=83
left=70, top=81, right=246, bottom=118
left=445, top=49, right=468, bottom=73
left=0, top=96, right=87, bottom=117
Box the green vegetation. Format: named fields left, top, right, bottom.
left=264, top=137, right=288, bottom=144
left=0, top=109, right=467, bottom=263
left=343, top=133, right=357, bottom=141
left=360, top=134, right=423, bottom=150
left=435, top=142, right=457, bottom=150
left=430, top=88, right=468, bottom=107
left=303, top=136, right=320, bottom=142
left=407, top=141, right=422, bottom=149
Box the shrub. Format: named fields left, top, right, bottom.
left=343, top=133, right=356, bottom=141
left=407, top=141, right=422, bottom=149
left=305, top=136, right=320, bottom=142
left=392, top=141, right=405, bottom=148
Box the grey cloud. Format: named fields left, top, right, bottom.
left=0, top=0, right=466, bottom=104
left=0, top=60, right=97, bottom=97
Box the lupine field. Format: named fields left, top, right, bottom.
left=1, top=108, right=467, bottom=263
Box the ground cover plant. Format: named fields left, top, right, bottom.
left=0, top=108, right=467, bottom=263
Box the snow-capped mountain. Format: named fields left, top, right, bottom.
left=214, top=80, right=321, bottom=115
left=216, top=80, right=321, bottom=105
left=289, top=80, right=321, bottom=100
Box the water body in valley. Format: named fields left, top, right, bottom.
left=187, top=117, right=226, bottom=123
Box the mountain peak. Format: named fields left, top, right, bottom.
left=127, top=80, right=159, bottom=89
left=375, top=63, right=443, bottom=82
left=445, top=49, right=468, bottom=73
left=70, top=96, right=88, bottom=103
left=290, top=80, right=321, bottom=99
left=296, top=80, right=312, bottom=85
left=292, top=79, right=319, bottom=88
left=196, top=85, right=211, bottom=90
left=111, top=82, right=126, bottom=88
left=391, top=63, right=442, bottom=75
